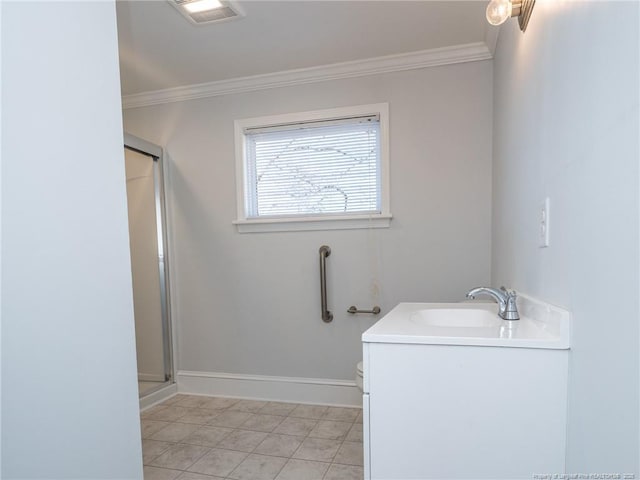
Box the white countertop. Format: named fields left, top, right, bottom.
left=362, top=296, right=570, bottom=349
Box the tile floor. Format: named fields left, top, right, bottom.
left=141, top=395, right=364, bottom=480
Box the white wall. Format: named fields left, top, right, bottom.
left=492, top=1, right=639, bottom=474
left=123, top=61, right=493, bottom=383
left=1, top=2, right=142, bottom=478
left=0, top=1, right=4, bottom=473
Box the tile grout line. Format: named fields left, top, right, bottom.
left=321, top=417, right=358, bottom=479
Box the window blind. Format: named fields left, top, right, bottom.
left=244, top=116, right=381, bottom=218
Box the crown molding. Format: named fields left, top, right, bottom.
left=122, top=42, right=492, bottom=109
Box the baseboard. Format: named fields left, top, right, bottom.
left=138, top=373, right=166, bottom=382
left=177, top=370, right=362, bottom=407
left=140, top=382, right=178, bottom=411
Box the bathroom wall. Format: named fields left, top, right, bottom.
left=492, top=1, right=639, bottom=474
left=1, top=2, right=143, bottom=478
left=123, top=61, right=493, bottom=385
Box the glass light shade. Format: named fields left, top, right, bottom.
left=184, top=0, right=223, bottom=14
left=486, top=0, right=513, bottom=26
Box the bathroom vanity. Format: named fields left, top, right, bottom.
left=361, top=296, right=571, bottom=479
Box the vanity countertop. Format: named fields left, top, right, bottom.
left=362, top=295, right=570, bottom=349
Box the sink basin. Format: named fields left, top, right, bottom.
left=362, top=298, right=571, bottom=349
left=410, top=308, right=502, bottom=328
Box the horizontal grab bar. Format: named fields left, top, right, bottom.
left=347, top=305, right=381, bottom=315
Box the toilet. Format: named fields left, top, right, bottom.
left=356, top=361, right=364, bottom=392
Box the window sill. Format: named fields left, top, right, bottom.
left=233, top=214, right=392, bottom=233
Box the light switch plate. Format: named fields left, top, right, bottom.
left=539, top=197, right=550, bottom=248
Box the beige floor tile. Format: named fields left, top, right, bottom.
left=273, top=417, right=317, bottom=436
left=149, top=443, right=210, bottom=470
left=333, top=441, right=364, bottom=466
left=354, top=410, right=363, bottom=424
left=253, top=434, right=304, bottom=458
left=187, top=448, right=248, bottom=477
left=199, top=397, right=240, bottom=410
left=142, top=405, right=169, bottom=419
left=143, top=465, right=182, bottom=480
left=322, top=407, right=360, bottom=422
left=258, top=402, right=298, bottom=416
left=174, top=395, right=210, bottom=408
left=177, top=473, right=225, bottom=480
left=177, top=409, right=220, bottom=425
left=140, top=397, right=366, bottom=480
left=289, top=405, right=328, bottom=419
left=183, top=426, right=234, bottom=447
left=240, top=414, right=285, bottom=433
left=274, top=459, right=329, bottom=480
left=308, top=420, right=352, bottom=440
left=160, top=395, right=185, bottom=406
left=147, top=406, right=193, bottom=422
left=151, top=423, right=200, bottom=443
left=345, top=423, right=363, bottom=442
left=142, top=420, right=172, bottom=439
left=208, top=410, right=253, bottom=428
left=323, top=463, right=364, bottom=480
left=228, top=453, right=287, bottom=480
left=292, top=437, right=340, bottom=462
left=216, top=429, right=268, bottom=452
left=142, top=439, right=174, bottom=464
left=231, top=400, right=269, bottom=413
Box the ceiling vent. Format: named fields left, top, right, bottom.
left=170, top=0, right=245, bottom=25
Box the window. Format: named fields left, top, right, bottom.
left=234, top=104, right=391, bottom=232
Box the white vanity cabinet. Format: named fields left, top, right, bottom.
left=362, top=299, right=570, bottom=480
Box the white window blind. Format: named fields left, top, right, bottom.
left=243, top=115, right=381, bottom=218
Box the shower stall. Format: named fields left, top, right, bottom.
left=123, top=134, right=174, bottom=397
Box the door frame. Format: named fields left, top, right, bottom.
left=124, top=133, right=176, bottom=394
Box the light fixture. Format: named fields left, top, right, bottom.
left=183, top=0, right=223, bottom=14
left=170, top=0, right=245, bottom=25
left=486, top=0, right=535, bottom=32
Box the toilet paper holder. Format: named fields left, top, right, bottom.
left=347, top=305, right=381, bottom=315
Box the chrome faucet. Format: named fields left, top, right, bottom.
left=466, top=286, right=520, bottom=321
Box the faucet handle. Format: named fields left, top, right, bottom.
left=502, top=289, right=520, bottom=320
left=500, top=286, right=517, bottom=297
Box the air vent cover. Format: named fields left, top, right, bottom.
left=171, top=0, right=245, bottom=25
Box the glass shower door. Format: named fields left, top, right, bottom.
left=124, top=141, right=173, bottom=397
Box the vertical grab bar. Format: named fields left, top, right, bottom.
left=319, top=245, right=333, bottom=323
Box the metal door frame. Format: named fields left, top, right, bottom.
left=124, top=133, right=175, bottom=394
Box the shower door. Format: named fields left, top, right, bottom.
left=123, top=134, right=173, bottom=397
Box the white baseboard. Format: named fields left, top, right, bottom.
left=140, top=382, right=178, bottom=411
left=177, top=370, right=362, bottom=407
left=138, top=373, right=166, bottom=382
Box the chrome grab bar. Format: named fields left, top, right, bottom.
left=347, top=305, right=381, bottom=315
left=319, top=245, right=333, bottom=323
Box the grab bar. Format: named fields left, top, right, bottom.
left=347, top=305, right=381, bottom=315
left=319, top=245, right=333, bottom=323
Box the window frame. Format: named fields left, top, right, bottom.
left=233, top=103, right=391, bottom=233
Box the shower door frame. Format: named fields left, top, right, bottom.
left=124, top=133, right=175, bottom=394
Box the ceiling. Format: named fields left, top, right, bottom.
left=116, top=1, right=490, bottom=96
